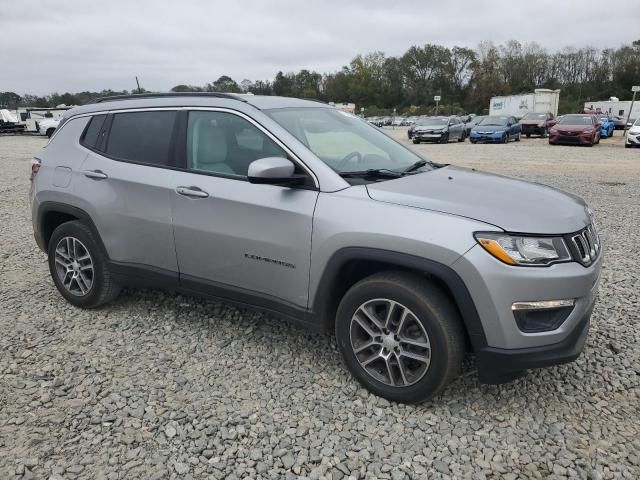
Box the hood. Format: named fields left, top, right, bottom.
left=471, top=125, right=506, bottom=133
left=519, top=119, right=544, bottom=125
left=415, top=124, right=447, bottom=131
left=366, top=166, right=590, bottom=234
left=553, top=124, right=593, bottom=132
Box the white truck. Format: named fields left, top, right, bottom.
left=583, top=99, right=639, bottom=128
left=489, top=89, right=560, bottom=118
left=15, top=106, right=72, bottom=133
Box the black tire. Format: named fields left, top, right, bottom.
left=502, top=133, right=509, bottom=144
left=48, top=221, right=120, bottom=308
left=412, top=139, right=419, bottom=144
left=526, top=133, right=531, bottom=138
left=46, top=128, right=55, bottom=138
left=457, top=132, right=465, bottom=142
left=540, top=128, right=547, bottom=138
left=440, top=133, right=449, bottom=144
left=335, top=271, right=465, bottom=404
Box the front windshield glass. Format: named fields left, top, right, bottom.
left=558, top=115, right=593, bottom=125
left=479, top=116, right=509, bottom=126
left=523, top=113, right=546, bottom=120
left=416, top=117, right=448, bottom=126
left=634, top=118, right=640, bottom=126
left=266, top=107, right=432, bottom=173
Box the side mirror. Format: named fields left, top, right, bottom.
left=248, top=157, right=305, bottom=186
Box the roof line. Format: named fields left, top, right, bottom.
left=88, top=92, right=248, bottom=104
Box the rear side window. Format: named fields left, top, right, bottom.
left=80, top=114, right=107, bottom=149
left=106, top=111, right=176, bottom=166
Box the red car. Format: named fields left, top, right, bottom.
left=548, top=114, right=601, bottom=146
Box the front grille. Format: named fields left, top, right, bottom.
left=558, top=136, right=581, bottom=144
left=568, top=224, right=600, bottom=266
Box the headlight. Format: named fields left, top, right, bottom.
left=583, top=129, right=593, bottom=134
left=474, top=232, right=571, bottom=266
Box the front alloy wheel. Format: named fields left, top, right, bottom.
left=335, top=272, right=465, bottom=403
left=350, top=299, right=431, bottom=386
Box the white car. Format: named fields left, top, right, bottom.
left=625, top=118, right=640, bottom=148
left=38, top=118, right=60, bottom=138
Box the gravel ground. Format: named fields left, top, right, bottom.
left=1, top=134, right=639, bottom=479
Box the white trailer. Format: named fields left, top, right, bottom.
left=583, top=100, right=640, bottom=121
left=489, top=89, right=560, bottom=118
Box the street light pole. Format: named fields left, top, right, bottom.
left=623, top=86, right=638, bottom=142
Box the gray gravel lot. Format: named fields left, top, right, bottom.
left=1, top=134, right=639, bottom=479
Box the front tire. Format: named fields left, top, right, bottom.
left=46, top=128, right=55, bottom=138
left=48, top=221, right=120, bottom=308
left=540, top=128, right=547, bottom=138
left=335, top=272, right=465, bottom=403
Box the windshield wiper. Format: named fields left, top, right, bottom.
left=402, top=160, right=428, bottom=173
left=339, top=168, right=402, bottom=179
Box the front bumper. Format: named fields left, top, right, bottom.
left=626, top=133, right=640, bottom=145
left=521, top=124, right=545, bottom=135
left=549, top=132, right=593, bottom=145
left=470, top=133, right=504, bottom=143
left=452, top=242, right=602, bottom=382
left=413, top=131, right=446, bottom=142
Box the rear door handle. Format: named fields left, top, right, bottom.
left=175, top=186, right=209, bottom=198
left=82, top=169, right=108, bottom=180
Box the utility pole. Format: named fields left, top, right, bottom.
left=135, top=76, right=142, bottom=94
left=623, top=85, right=638, bottom=142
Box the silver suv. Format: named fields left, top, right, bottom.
left=30, top=93, right=602, bottom=403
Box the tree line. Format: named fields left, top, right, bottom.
left=2, top=40, right=639, bottom=116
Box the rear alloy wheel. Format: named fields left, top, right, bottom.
left=335, top=272, right=464, bottom=403
left=48, top=221, right=120, bottom=308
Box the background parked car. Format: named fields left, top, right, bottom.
left=37, top=118, right=60, bottom=137
left=411, top=116, right=465, bottom=143
left=625, top=117, right=640, bottom=148
left=463, top=115, right=486, bottom=137
left=469, top=115, right=521, bottom=143
left=519, top=112, right=556, bottom=138
left=548, top=114, right=600, bottom=146
left=598, top=115, right=615, bottom=138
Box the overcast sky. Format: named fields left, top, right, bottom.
left=1, top=0, right=638, bottom=95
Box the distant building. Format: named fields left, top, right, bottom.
left=329, top=102, right=356, bottom=114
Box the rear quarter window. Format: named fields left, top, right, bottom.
left=105, top=111, right=177, bottom=166
left=80, top=114, right=107, bottom=149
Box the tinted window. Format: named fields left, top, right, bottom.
left=80, top=114, right=106, bottom=149
left=187, top=111, right=286, bottom=176
left=106, top=111, right=176, bottom=166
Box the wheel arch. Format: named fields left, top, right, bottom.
left=310, top=247, right=488, bottom=353
left=37, top=201, right=106, bottom=254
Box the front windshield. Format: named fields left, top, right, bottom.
left=479, top=116, right=508, bottom=126
left=416, top=117, right=448, bottom=126
left=634, top=118, right=640, bottom=126
left=266, top=107, right=432, bottom=174
left=523, top=113, right=546, bottom=120
left=558, top=115, right=593, bottom=125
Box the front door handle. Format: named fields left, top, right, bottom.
left=82, top=169, right=108, bottom=180
left=176, top=186, right=209, bottom=198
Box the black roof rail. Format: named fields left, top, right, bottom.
left=88, top=92, right=248, bottom=104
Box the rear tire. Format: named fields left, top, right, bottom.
left=335, top=271, right=465, bottom=404
left=48, top=221, right=120, bottom=308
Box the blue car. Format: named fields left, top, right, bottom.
left=470, top=115, right=522, bottom=143
left=598, top=115, right=615, bottom=138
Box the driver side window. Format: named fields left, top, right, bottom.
left=187, top=111, right=286, bottom=177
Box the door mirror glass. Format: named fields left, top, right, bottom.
left=248, top=157, right=304, bottom=186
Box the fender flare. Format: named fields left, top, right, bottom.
left=310, top=247, right=488, bottom=352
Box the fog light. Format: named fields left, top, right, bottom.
left=512, top=299, right=575, bottom=332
